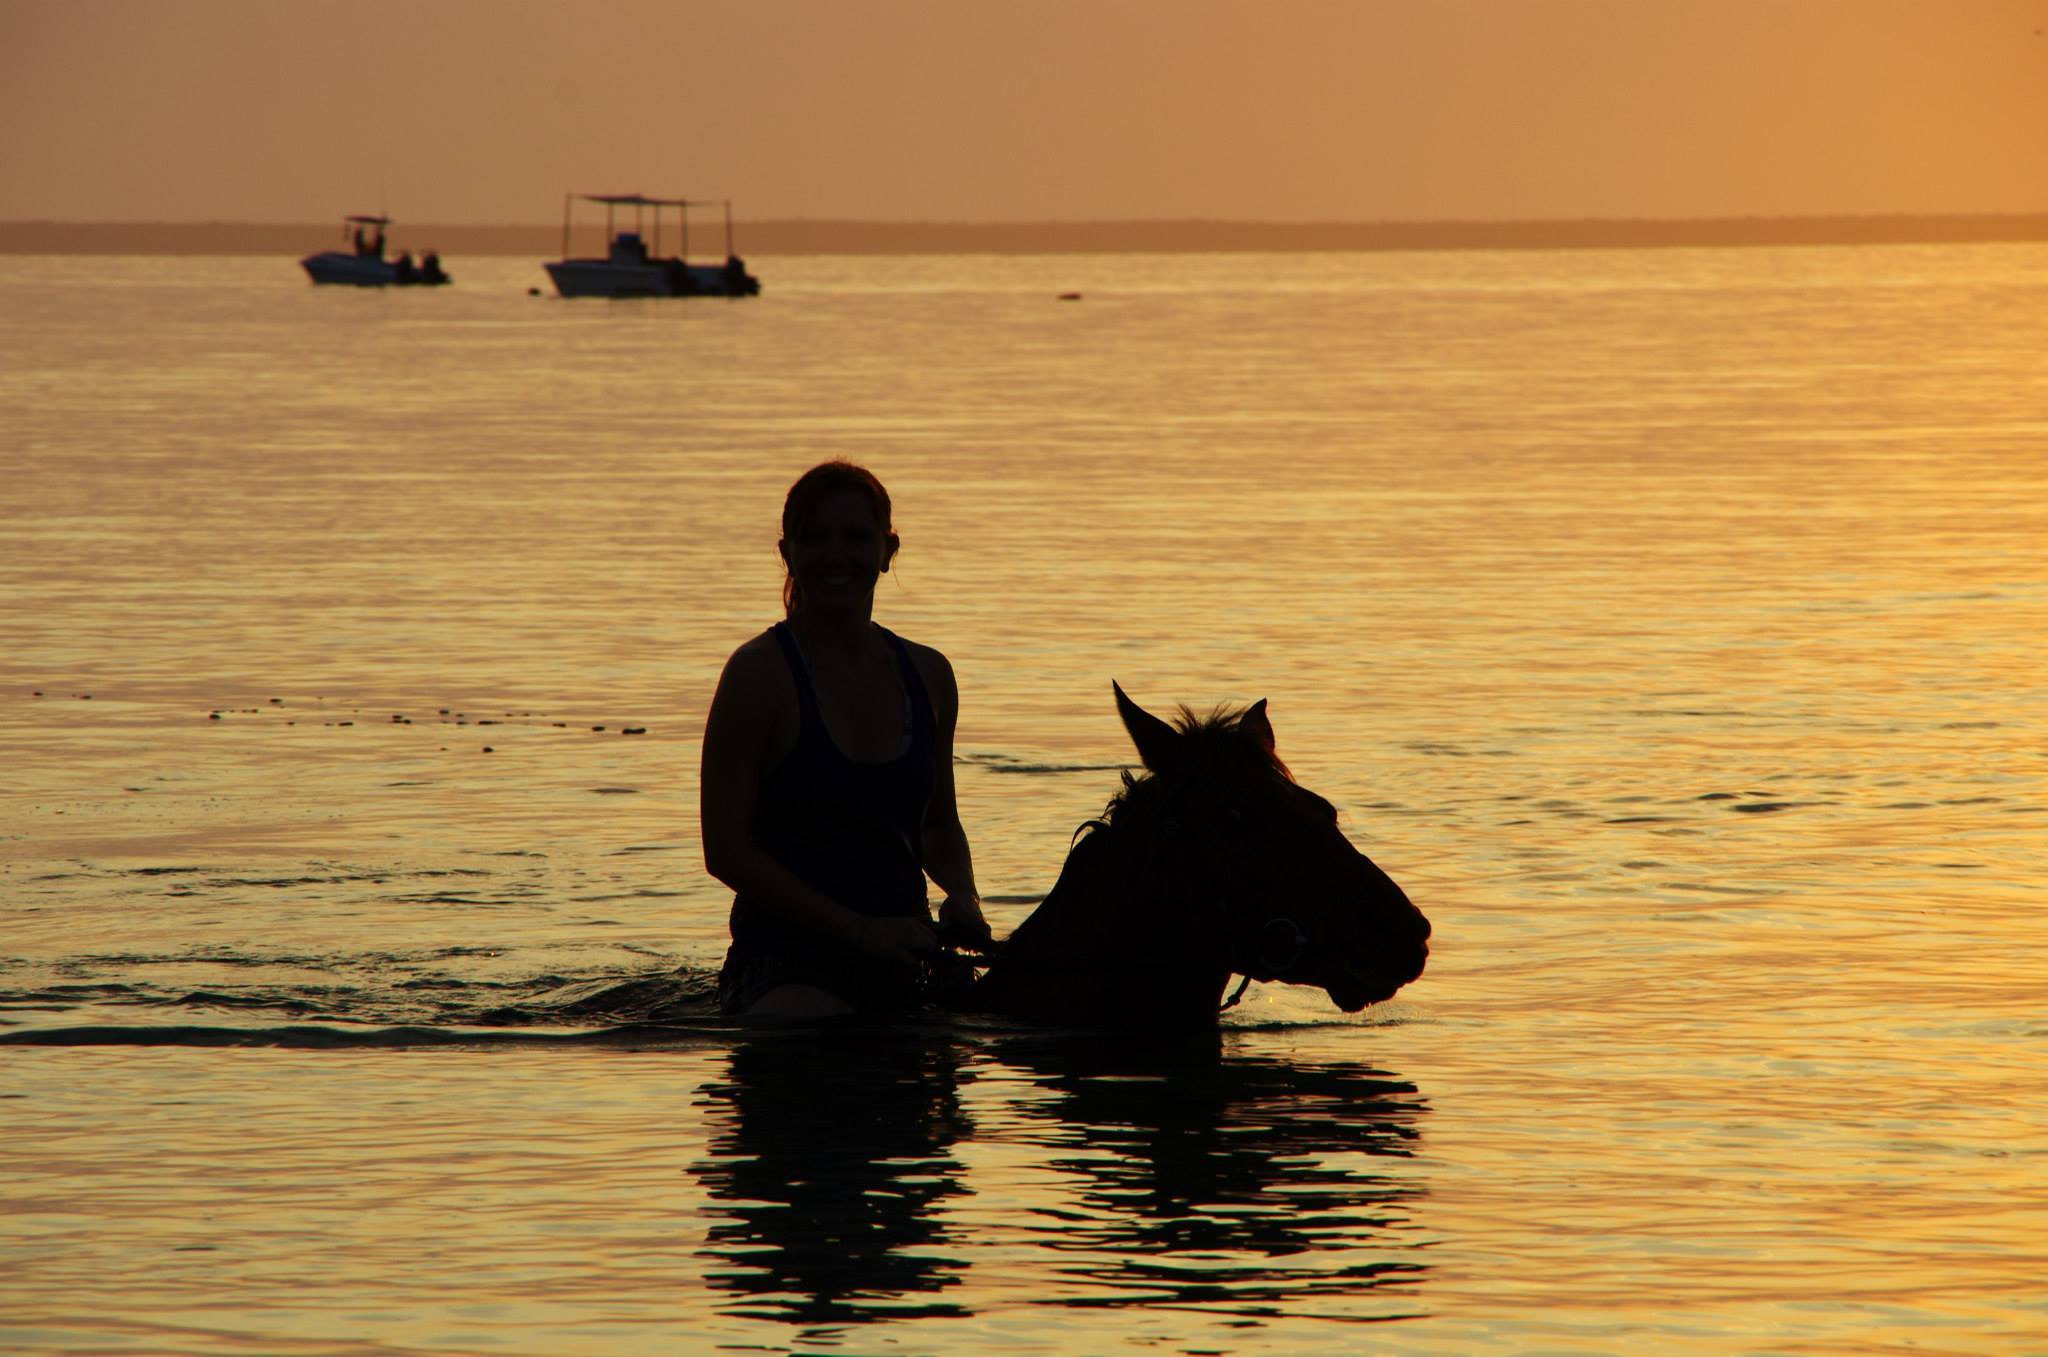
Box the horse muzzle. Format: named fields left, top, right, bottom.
left=1322, top=925, right=1430, bottom=1012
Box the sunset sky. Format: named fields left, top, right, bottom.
left=4, top=0, right=2045, bottom=225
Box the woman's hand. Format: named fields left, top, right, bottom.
left=854, top=914, right=939, bottom=968
left=937, top=894, right=994, bottom=953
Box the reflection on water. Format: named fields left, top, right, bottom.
left=996, top=1034, right=1429, bottom=1321
left=691, top=1026, right=1429, bottom=1336
left=692, top=1027, right=977, bottom=1328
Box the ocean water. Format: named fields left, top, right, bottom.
left=3, top=245, right=2045, bottom=1355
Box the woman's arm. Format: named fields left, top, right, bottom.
left=917, top=648, right=991, bottom=949
left=701, top=641, right=934, bottom=966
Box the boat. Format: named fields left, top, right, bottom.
left=300, top=215, right=451, bottom=287
left=544, top=194, right=760, bottom=298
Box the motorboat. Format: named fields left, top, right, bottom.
left=544, top=194, right=760, bottom=298
left=300, top=215, right=451, bottom=287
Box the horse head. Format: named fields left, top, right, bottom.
left=1107, top=682, right=1430, bottom=1014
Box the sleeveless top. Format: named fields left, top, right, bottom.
left=727, top=621, right=938, bottom=952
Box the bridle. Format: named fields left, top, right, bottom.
left=1133, top=803, right=1321, bottom=1013
left=929, top=802, right=1325, bottom=1016
left=1219, top=917, right=1310, bottom=1011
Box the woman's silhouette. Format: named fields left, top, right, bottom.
left=702, top=461, right=990, bottom=1018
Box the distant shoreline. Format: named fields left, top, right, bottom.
left=5, top=214, right=2047, bottom=257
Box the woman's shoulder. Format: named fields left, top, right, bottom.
left=725, top=626, right=784, bottom=666
left=887, top=631, right=958, bottom=706
left=716, top=628, right=797, bottom=699
left=707, top=628, right=800, bottom=755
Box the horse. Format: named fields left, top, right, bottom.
left=944, top=684, right=1430, bottom=1027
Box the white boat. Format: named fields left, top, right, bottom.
left=544, top=194, right=760, bottom=298
left=300, top=215, right=450, bottom=287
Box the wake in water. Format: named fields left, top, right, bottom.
left=0, top=945, right=726, bottom=1046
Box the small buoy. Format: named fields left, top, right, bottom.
left=622, top=726, right=647, bottom=736
left=528, top=287, right=541, bottom=296
left=1058, top=292, right=1083, bottom=301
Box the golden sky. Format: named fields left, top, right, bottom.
left=4, top=0, right=2045, bottom=223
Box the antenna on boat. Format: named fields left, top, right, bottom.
left=724, top=199, right=735, bottom=257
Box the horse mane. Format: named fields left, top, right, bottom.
left=1095, top=703, right=1295, bottom=831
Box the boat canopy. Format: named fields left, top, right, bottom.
left=343, top=214, right=392, bottom=225
left=557, top=192, right=737, bottom=264
left=575, top=194, right=700, bottom=208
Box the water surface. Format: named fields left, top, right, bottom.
left=4, top=246, right=2046, bottom=1353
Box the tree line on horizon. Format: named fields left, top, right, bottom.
left=5, top=214, right=2047, bottom=256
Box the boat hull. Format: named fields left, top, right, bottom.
left=301, top=252, right=452, bottom=287
left=545, top=258, right=760, bottom=298
left=302, top=252, right=394, bottom=286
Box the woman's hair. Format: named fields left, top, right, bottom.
left=780, top=460, right=898, bottom=615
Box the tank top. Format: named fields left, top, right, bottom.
left=728, top=621, right=938, bottom=950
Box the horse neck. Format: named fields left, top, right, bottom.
left=998, top=822, right=1132, bottom=959
left=970, top=817, right=1233, bottom=1025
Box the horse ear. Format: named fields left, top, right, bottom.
left=1238, top=699, right=1276, bottom=756
left=1113, top=681, right=1182, bottom=774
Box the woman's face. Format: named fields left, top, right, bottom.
left=781, top=488, right=896, bottom=612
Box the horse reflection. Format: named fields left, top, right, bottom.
left=689, top=1027, right=975, bottom=1327
left=993, top=1033, right=1430, bottom=1317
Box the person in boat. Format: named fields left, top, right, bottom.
left=702, top=461, right=990, bottom=1019
left=352, top=225, right=368, bottom=255
left=393, top=250, right=415, bottom=283
left=420, top=251, right=446, bottom=284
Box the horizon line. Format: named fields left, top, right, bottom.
left=10, top=209, right=2048, bottom=228
left=6, top=211, right=2047, bottom=256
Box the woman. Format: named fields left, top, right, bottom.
left=701, top=461, right=990, bottom=1018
